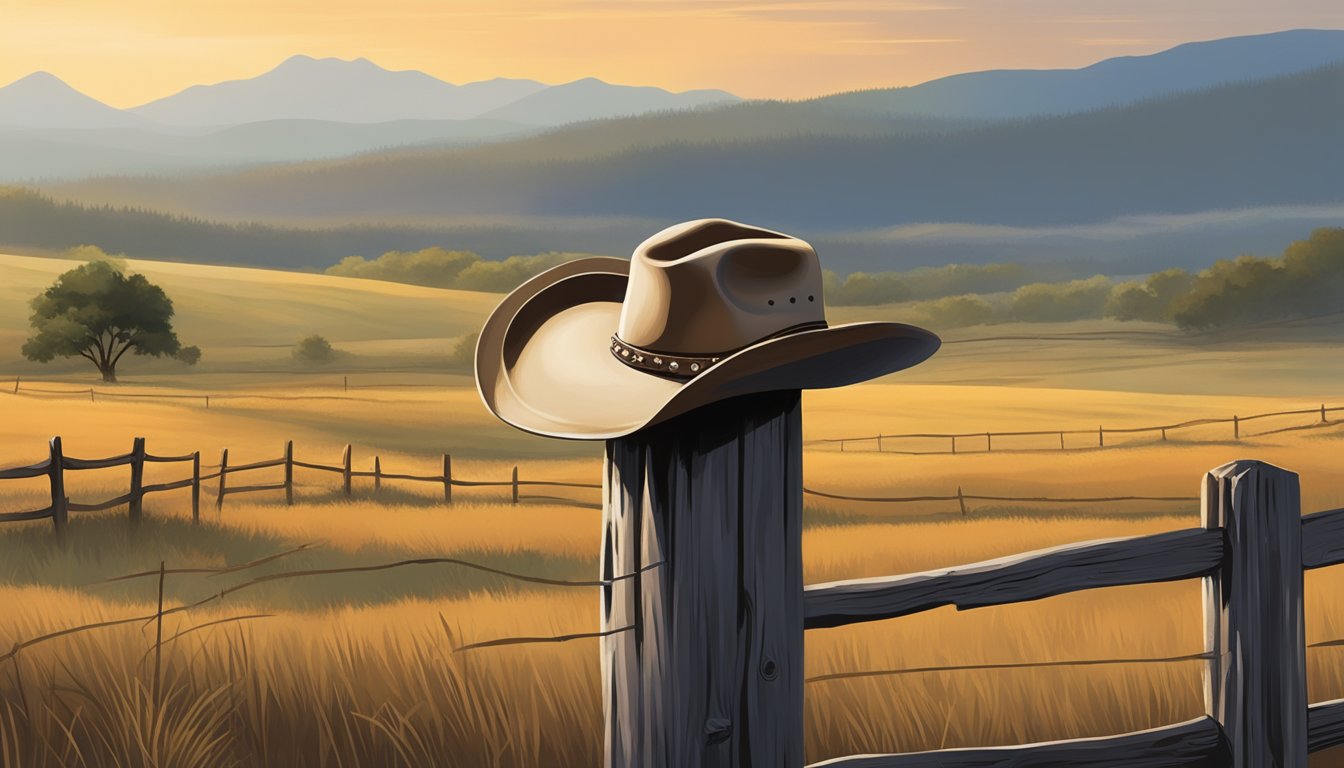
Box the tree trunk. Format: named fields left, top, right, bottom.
left=100, top=366, right=116, bottom=383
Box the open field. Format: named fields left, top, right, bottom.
left=2, top=252, right=1343, bottom=766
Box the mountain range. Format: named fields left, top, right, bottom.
left=1, top=28, right=1342, bottom=276
left=1, top=29, right=1341, bottom=182
left=0, top=54, right=738, bottom=133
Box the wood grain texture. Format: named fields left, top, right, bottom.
left=1202, top=460, right=1306, bottom=768
left=1302, top=507, right=1344, bottom=569
left=602, top=391, right=804, bottom=768
left=1308, top=698, right=1344, bottom=753
left=804, top=527, right=1222, bottom=630
left=807, top=716, right=1228, bottom=768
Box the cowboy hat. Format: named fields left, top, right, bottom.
left=475, top=219, right=940, bottom=440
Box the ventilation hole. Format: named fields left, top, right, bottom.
left=767, top=299, right=775, bottom=306
left=789, top=297, right=797, bottom=304
left=808, top=295, right=815, bottom=302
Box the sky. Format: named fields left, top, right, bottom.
left=2, top=0, right=1342, bottom=106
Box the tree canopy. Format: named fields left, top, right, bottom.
left=22, top=260, right=182, bottom=382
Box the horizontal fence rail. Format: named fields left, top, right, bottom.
left=813, top=403, right=1343, bottom=455
left=807, top=716, right=1228, bottom=768
left=802, top=527, right=1225, bottom=629
left=0, top=437, right=608, bottom=531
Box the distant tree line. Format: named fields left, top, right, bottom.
left=903, top=228, right=1343, bottom=330
left=325, top=248, right=605, bottom=293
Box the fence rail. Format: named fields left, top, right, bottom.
left=0, top=436, right=604, bottom=532
left=815, top=403, right=1343, bottom=455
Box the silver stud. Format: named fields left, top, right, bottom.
left=668, top=361, right=679, bottom=372
left=620, top=349, right=629, bottom=358
left=635, top=355, right=644, bottom=363
left=654, top=357, right=662, bottom=365
left=690, top=363, right=700, bottom=372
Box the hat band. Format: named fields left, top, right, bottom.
left=610, top=336, right=722, bottom=379
left=610, top=321, right=828, bottom=380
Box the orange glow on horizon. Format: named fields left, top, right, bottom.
left=0, top=0, right=1339, bottom=107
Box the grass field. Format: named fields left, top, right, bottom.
left=1, top=252, right=1343, bottom=767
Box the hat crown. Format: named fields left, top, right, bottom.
left=616, top=219, right=825, bottom=355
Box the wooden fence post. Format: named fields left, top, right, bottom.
left=442, top=454, right=452, bottom=504
left=49, top=437, right=67, bottom=534
left=986, top=432, right=992, bottom=452
left=191, top=451, right=200, bottom=524
left=950, top=435, right=957, bottom=454
left=1202, top=460, right=1306, bottom=767
left=602, top=391, right=803, bottom=767
left=344, top=375, right=348, bottom=392
left=1059, top=432, right=1065, bottom=450
left=1323, top=404, right=1328, bottom=423
left=216, top=448, right=229, bottom=511
left=957, top=486, right=967, bottom=517
left=1162, top=428, right=1168, bottom=441
left=205, top=395, right=209, bottom=409
left=1098, top=426, right=1104, bottom=448
left=284, top=440, right=294, bottom=505
left=374, top=456, right=382, bottom=493
left=342, top=444, right=352, bottom=497
left=128, top=437, right=145, bottom=522
left=12, top=375, right=19, bottom=394
left=876, top=434, right=882, bottom=453
left=511, top=466, right=519, bottom=505
left=1233, top=415, right=1240, bottom=440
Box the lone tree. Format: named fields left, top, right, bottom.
left=22, top=261, right=182, bottom=382
left=292, top=334, right=336, bottom=365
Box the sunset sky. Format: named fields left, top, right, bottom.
left=2, top=0, right=1341, bottom=106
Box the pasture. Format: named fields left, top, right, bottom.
left=1, top=251, right=1342, bottom=766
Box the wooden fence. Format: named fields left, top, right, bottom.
left=814, top=403, right=1343, bottom=454
left=800, top=460, right=1343, bottom=766
left=0, top=437, right=601, bottom=532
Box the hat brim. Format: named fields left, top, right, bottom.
left=475, top=257, right=940, bottom=440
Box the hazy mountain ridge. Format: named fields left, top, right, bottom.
left=0, top=55, right=743, bottom=132
left=49, top=65, right=1344, bottom=232
left=812, top=28, right=1344, bottom=118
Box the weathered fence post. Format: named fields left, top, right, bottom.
left=284, top=440, right=294, bottom=505
left=374, top=456, right=382, bottom=493
left=442, top=454, right=452, bottom=504
left=956, top=485, right=967, bottom=517
left=1202, top=460, right=1306, bottom=767
left=49, top=437, right=67, bottom=533
left=1162, top=427, right=1168, bottom=441
left=12, top=375, right=19, bottom=394
left=344, top=375, right=348, bottom=392
left=986, top=432, right=992, bottom=452
left=205, top=395, right=209, bottom=409
left=950, top=435, right=957, bottom=454
left=128, top=437, right=146, bottom=522
left=342, top=444, right=352, bottom=497
left=1059, top=431, right=1065, bottom=450
left=191, top=451, right=201, bottom=524
left=511, top=466, right=519, bottom=505
left=1323, top=404, right=1329, bottom=423
left=601, top=391, right=804, bottom=768
left=1098, top=425, right=1104, bottom=447
left=216, top=448, right=229, bottom=511
left=1233, top=415, right=1240, bottom=440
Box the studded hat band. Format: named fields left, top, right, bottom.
left=610, top=336, right=722, bottom=379
left=610, top=322, right=828, bottom=380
